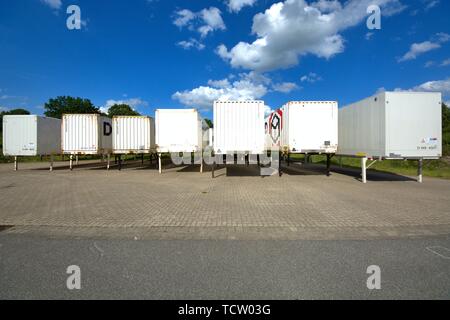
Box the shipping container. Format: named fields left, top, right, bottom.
left=112, top=116, right=155, bottom=154
left=155, top=109, right=205, bottom=153
left=3, top=115, right=61, bottom=156
left=338, top=92, right=442, bottom=159
left=62, top=114, right=112, bottom=155
left=213, top=100, right=265, bottom=154
left=265, top=101, right=338, bottom=154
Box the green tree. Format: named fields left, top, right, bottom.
left=107, top=104, right=140, bottom=117
left=44, top=96, right=100, bottom=119
left=443, top=103, right=450, bottom=156
left=204, top=118, right=213, bottom=128
left=0, top=108, right=31, bottom=132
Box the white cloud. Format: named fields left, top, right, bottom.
left=441, top=59, right=450, bottom=67
left=226, top=0, right=258, bottom=13
left=272, top=82, right=299, bottom=93
left=399, top=32, right=450, bottom=62
left=173, top=9, right=196, bottom=28
left=101, top=98, right=149, bottom=113
left=173, top=7, right=225, bottom=38
left=217, top=0, right=405, bottom=72
left=172, top=72, right=270, bottom=109
left=177, top=39, right=205, bottom=50
left=173, top=72, right=299, bottom=109
left=365, top=32, right=374, bottom=40
left=300, top=72, right=322, bottom=83
left=40, top=0, right=62, bottom=10
left=411, top=78, right=450, bottom=95
left=424, top=0, right=440, bottom=11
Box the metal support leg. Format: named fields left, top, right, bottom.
left=141, top=154, right=144, bottom=166
left=107, top=154, right=110, bottom=170
left=158, top=154, right=162, bottom=174
left=69, top=155, right=73, bottom=171
left=200, top=155, right=203, bottom=173
left=361, top=157, right=367, bottom=184
left=418, top=159, right=423, bottom=183
left=14, top=156, right=18, bottom=171
left=50, top=155, right=54, bottom=172
left=257, top=154, right=260, bottom=167
left=118, top=155, right=122, bottom=171
left=75, top=155, right=79, bottom=165
left=211, top=161, right=215, bottom=179
left=326, top=154, right=331, bottom=177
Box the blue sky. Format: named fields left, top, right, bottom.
left=0, top=0, right=449, bottom=119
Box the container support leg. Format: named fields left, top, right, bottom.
left=200, top=155, right=203, bottom=173
left=257, top=154, right=260, bottom=167
left=118, top=155, right=122, bottom=171
left=361, top=157, right=367, bottom=184
left=75, top=155, right=79, bottom=165
left=50, top=155, right=54, bottom=172
left=107, top=154, right=110, bottom=170
left=212, top=161, right=215, bottom=179
left=141, top=154, right=144, bottom=166
left=326, top=154, right=331, bottom=177
left=69, top=155, right=73, bottom=171
left=418, top=159, right=423, bottom=183
left=14, top=156, right=18, bottom=171
left=158, top=154, right=162, bottom=174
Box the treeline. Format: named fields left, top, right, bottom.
left=443, top=103, right=450, bottom=156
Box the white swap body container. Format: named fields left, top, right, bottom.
left=112, top=116, right=155, bottom=154
left=266, top=101, right=338, bottom=153
left=62, top=114, right=112, bottom=155
left=338, top=91, right=442, bottom=159
left=214, top=100, right=265, bottom=154
left=2, top=115, right=61, bottom=156
left=155, top=109, right=204, bottom=153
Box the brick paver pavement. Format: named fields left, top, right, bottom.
left=0, top=160, right=449, bottom=239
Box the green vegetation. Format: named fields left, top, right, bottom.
left=44, top=96, right=100, bottom=119
left=443, top=103, right=450, bottom=156
left=107, top=104, right=140, bottom=117
left=204, top=118, right=213, bottom=128
left=290, top=154, right=450, bottom=180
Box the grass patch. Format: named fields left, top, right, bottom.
left=290, top=154, right=450, bottom=179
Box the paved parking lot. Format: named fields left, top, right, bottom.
left=0, top=160, right=449, bottom=240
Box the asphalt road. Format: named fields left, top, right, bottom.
left=1, top=233, right=449, bottom=299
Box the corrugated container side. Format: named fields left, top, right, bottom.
left=62, top=114, right=112, bottom=154
left=156, top=109, right=202, bottom=153
left=113, top=116, right=155, bottom=153
left=213, top=101, right=265, bottom=154
left=338, top=93, right=386, bottom=157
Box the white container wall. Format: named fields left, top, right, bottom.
left=112, top=116, right=155, bottom=154
left=3, top=115, right=61, bottom=156
left=214, top=100, right=265, bottom=154
left=266, top=101, right=338, bottom=153
left=62, top=114, right=112, bottom=155
left=338, top=91, right=442, bottom=159
left=155, top=109, right=204, bottom=153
